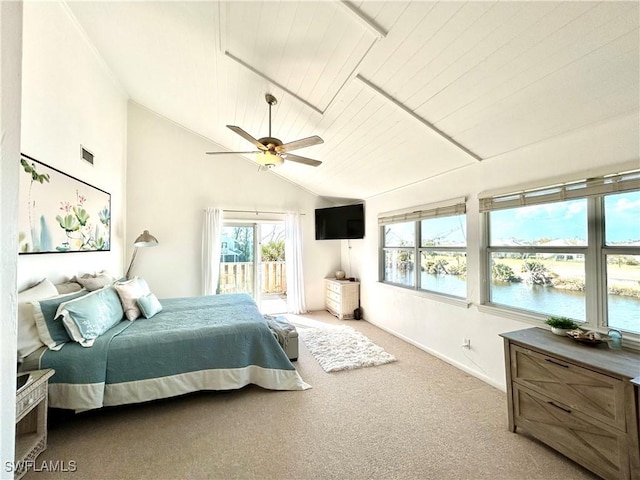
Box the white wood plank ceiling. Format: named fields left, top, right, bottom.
left=63, top=1, right=639, bottom=200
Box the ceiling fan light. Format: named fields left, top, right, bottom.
left=256, top=152, right=284, bottom=168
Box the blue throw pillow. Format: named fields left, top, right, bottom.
left=58, top=286, right=124, bottom=347
left=137, top=293, right=163, bottom=319
left=32, top=290, right=89, bottom=350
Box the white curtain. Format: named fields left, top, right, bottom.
left=202, top=208, right=224, bottom=295
left=285, top=212, right=307, bottom=314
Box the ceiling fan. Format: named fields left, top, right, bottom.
left=206, top=93, right=323, bottom=168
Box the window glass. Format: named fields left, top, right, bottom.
left=605, top=191, right=640, bottom=246
left=421, top=215, right=466, bottom=247
left=384, top=222, right=415, bottom=247
left=489, top=199, right=588, bottom=247
left=489, top=252, right=586, bottom=321
left=483, top=173, right=639, bottom=338
left=420, top=251, right=466, bottom=297
left=384, top=250, right=415, bottom=287
left=606, top=254, right=640, bottom=334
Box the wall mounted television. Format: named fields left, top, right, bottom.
left=315, top=203, right=365, bottom=240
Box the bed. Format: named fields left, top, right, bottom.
left=19, top=289, right=310, bottom=412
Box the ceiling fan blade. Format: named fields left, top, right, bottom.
left=275, top=135, right=324, bottom=153
left=227, top=125, right=267, bottom=150
left=205, top=151, right=262, bottom=155
left=283, top=153, right=322, bottom=167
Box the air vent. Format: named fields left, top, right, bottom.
left=81, top=146, right=94, bottom=165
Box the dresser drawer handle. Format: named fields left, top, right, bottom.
left=547, top=401, right=571, bottom=414
left=544, top=358, right=569, bottom=368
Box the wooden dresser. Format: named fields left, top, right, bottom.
left=500, top=328, right=640, bottom=480
left=325, top=278, right=359, bottom=319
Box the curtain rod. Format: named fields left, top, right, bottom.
left=206, top=209, right=305, bottom=216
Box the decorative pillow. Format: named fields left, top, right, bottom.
left=54, top=280, right=83, bottom=294
left=74, top=271, right=116, bottom=291
left=57, top=286, right=124, bottom=347
left=114, top=277, right=150, bottom=321
left=32, top=289, right=89, bottom=350
left=17, top=279, right=58, bottom=361
left=137, top=293, right=163, bottom=319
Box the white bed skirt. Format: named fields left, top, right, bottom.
left=49, top=366, right=311, bottom=412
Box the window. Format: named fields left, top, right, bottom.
left=481, top=170, right=640, bottom=335
left=380, top=198, right=467, bottom=299
left=604, top=191, right=640, bottom=333
left=382, top=222, right=415, bottom=287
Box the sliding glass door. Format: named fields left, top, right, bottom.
left=219, top=222, right=287, bottom=314
left=219, top=224, right=256, bottom=296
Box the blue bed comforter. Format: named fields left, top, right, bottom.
left=26, top=294, right=310, bottom=411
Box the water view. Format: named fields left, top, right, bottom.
left=490, top=281, right=639, bottom=333
left=387, top=269, right=640, bottom=334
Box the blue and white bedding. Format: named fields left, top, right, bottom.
left=21, top=293, right=310, bottom=411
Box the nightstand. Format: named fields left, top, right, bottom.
left=15, top=369, right=54, bottom=479
left=325, top=278, right=360, bottom=319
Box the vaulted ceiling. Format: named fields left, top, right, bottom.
left=65, top=1, right=639, bottom=200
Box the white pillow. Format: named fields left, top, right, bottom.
left=114, top=277, right=151, bottom=321
left=17, top=279, right=58, bottom=361
left=74, top=271, right=116, bottom=291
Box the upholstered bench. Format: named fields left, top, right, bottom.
left=265, top=315, right=299, bottom=361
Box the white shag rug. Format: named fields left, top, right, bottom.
left=298, top=325, right=397, bottom=372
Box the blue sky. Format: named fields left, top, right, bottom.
left=386, top=192, right=640, bottom=246
left=490, top=191, right=640, bottom=245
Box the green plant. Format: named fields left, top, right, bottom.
left=261, top=240, right=285, bottom=261
left=544, top=316, right=578, bottom=329
left=491, top=263, right=520, bottom=282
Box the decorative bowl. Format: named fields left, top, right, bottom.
left=566, top=329, right=605, bottom=346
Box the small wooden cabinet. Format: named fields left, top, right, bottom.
left=325, top=278, right=360, bottom=320
left=500, top=328, right=640, bottom=480
left=15, top=369, right=54, bottom=479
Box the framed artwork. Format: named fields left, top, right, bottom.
left=19, top=154, right=111, bottom=254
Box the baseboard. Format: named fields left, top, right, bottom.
left=364, top=317, right=506, bottom=392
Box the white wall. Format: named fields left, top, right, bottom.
left=18, top=2, right=128, bottom=291
left=349, top=113, right=640, bottom=390
left=0, top=2, right=22, bottom=476
left=1, top=3, right=128, bottom=471
left=126, top=102, right=339, bottom=309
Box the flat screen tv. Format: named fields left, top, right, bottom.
left=315, top=203, right=365, bottom=240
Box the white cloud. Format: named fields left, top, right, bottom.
left=564, top=201, right=585, bottom=219
left=513, top=201, right=585, bottom=220
left=614, top=197, right=640, bottom=212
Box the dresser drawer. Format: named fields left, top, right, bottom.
left=326, top=281, right=341, bottom=294
left=514, top=384, right=628, bottom=480
left=16, top=382, right=47, bottom=420
left=511, top=345, right=626, bottom=432
left=511, top=345, right=626, bottom=431
left=326, top=289, right=341, bottom=303
left=326, top=297, right=340, bottom=313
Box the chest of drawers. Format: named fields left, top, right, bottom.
left=501, top=328, right=640, bottom=480
left=325, top=278, right=359, bottom=319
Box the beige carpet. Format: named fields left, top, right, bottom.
left=26, top=311, right=597, bottom=480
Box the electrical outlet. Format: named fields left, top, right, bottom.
left=462, top=338, right=471, bottom=349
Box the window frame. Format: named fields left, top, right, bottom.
left=479, top=169, right=640, bottom=339
left=379, top=198, right=468, bottom=302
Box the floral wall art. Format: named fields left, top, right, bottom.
left=19, top=154, right=111, bottom=254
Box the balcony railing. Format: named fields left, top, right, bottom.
left=219, top=261, right=286, bottom=294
